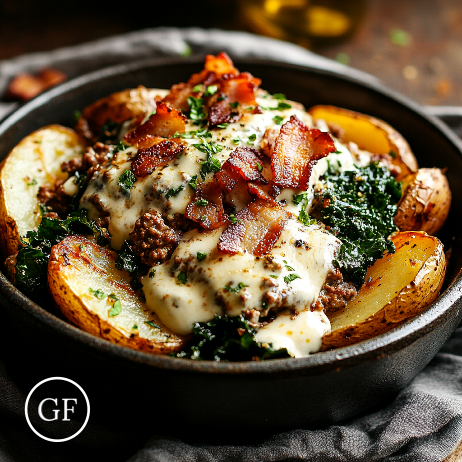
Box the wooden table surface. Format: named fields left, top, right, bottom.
left=0, top=0, right=461, bottom=459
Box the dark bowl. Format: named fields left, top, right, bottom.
left=1, top=56, right=462, bottom=442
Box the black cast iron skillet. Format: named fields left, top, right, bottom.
left=1, top=57, right=462, bottom=442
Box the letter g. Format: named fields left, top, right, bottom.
left=38, top=398, right=60, bottom=421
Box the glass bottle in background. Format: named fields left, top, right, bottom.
left=238, top=0, right=367, bottom=48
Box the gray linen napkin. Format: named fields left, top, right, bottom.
left=0, top=27, right=461, bottom=462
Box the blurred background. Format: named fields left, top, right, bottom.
left=0, top=0, right=461, bottom=106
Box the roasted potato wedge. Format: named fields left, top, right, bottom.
left=394, top=168, right=451, bottom=235
left=309, top=105, right=418, bottom=180
left=0, top=125, right=85, bottom=258
left=75, top=86, right=169, bottom=143
left=321, top=231, right=446, bottom=350
left=48, top=235, right=185, bottom=353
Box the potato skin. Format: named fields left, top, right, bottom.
left=0, top=125, right=85, bottom=259
left=321, top=232, right=446, bottom=351
left=48, top=235, right=186, bottom=354
left=394, top=168, right=451, bottom=235
left=308, top=105, right=418, bottom=180
left=75, top=86, right=168, bottom=143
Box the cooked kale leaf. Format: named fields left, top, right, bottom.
left=15, top=209, right=108, bottom=296
left=317, top=162, right=402, bottom=288
left=173, top=314, right=290, bottom=361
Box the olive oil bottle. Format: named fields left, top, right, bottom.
left=238, top=0, right=367, bottom=48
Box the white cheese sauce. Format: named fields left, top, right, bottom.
left=255, top=310, right=331, bottom=358
left=142, top=218, right=341, bottom=337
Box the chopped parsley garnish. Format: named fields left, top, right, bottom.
left=26, top=178, right=37, bottom=186
left=273, top=115, right=284, bottom=125
left=145, top=320, right=161, bottom=329
left=317, top=162, right=402, bottom=288
left=89, top=288, right=105, bottom=299
left=192, top=84, right=203, bottom=92
left=187, top=96, right=207, bottom=123
left=224, top=282, right=248, bottom=293
left=272, top=93, right=286, bottom=100
left=164, top=184, right=185, bottom=199
left=172, top=314, right=290, bottom=361
left=194, top=138, right=223, bottom=179
left=298, top=208, right=317, bottom=227
left=228, top=214, right=241, bottom=224
left=118, top=170, right=136, bottom=195
left=229, top=101, right=239, bottom=108
left=197, top=251, right=207, bottom=261
left=195, top=198, right=209, bottom=207
left=285, top=264, right=295, bottom=271
left=188, top=174, right=198, bottom=190
left=276, top=101, right=292, bottom=111
left=204, top=85, right=218, bottom=96
left=292, top=192, right=308, bottom=206
left=149, top=269, right=156, bottom=278
left=247, top=134, right=257, bottom=144
left=270, top=274, right=278, bottom=279
left=256, top=162, right=263, bottom=172
left=217, top=123, right=229, bottom=129
left=133, top=324, right=138, bottom=329
left=232, top=137, right=241, bottom=145
left=99, top=120, right=120, bottom=143
left=284, top=273, right=301, bottom=284
left=108, top=294, right=121, bottom=316
left=177, top=271, right=187, bottom=284
left=174, top=129, right=212, bottom=139
left=389, top=150, right=397, bottom=159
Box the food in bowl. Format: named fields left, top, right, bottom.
left=0, top=53, right=451, bottom=361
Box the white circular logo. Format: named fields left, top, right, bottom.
left=25, top=377, right=90, bottom=442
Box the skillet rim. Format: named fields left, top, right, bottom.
left=1, top=55, right=461, bottom=374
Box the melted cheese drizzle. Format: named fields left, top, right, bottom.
left=143, top=218, right=340, bottom=337
left=78, top=90, right=370, bottom=357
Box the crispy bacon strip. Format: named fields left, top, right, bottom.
left=208, top=98, right=240, bottom=127
left=247, top=182, right=280, bottom=202
left=131, top=138, right=186, bottom=177
left=272, top=115, right=336, bottom=190
left=162, top=52, right=238, bottom=111
left=185, top=180, right=227, bottom=229
left=214, top=147, right=267, bottom=193
left=218, top=198, right=289, bottom=256
left=124, top=102, right=186, bottom=146
left=219, top=72, right=261, bottom=106
left=225, top=147, right=267, bottom=183
left=204, top=52, right=239, bottom=77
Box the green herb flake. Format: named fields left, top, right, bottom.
left=283, top=273, right=301, bottom=284
left=195, top=139, right=223, bottom=179
left=188, top=174, right=198, bottom=190
left=108, top=294, right=122, bottom=317
left=197, top=251, right=207, bottom=261
left=272, top=93, right=286, bottom=100
left=248, top=134, right=257, bottom=143
left=256, top=162, right=263, bottom=172
left=276, top=102, right=292, bottom=111
left=118, top=170, right=136, bottom=195
left=292, top=192, right=308, bottom=206
left=192, top=84, right=204, bottom=93
left=285, top=264, right=295, bottom=271
left=298, top=209, right=317, bottom=227
left=89, top=287, right=105, bottom=299
left=224, top=282, right=248, bottom=293
left=133, top=324, right=138, bottom=330
left=204, top=85, right=218, bottom=96
left=115, top=241, right=144, bottom=274
left=270, top=274, right=278, bottom=279
left=145, top=320, right=161, bottom=329
left=273, top=115, right=284, bottom=125
left=195, top=198, right=209, bottom=207
left=164, top=184, right=185, bottom=199
left=389, top=150, right=397, bottom=159
left=180, top=44, right=192, bottom=57
left=229, top=101, right=239, bottom=109
left=26, top=178, right=37, bottom=186
left=217, top=123, right=229, bottom=129
left=177, top=271, right=187, bottom=285
left=232, top=137, right=241, bottom=145
left=187, top=96, right=207, bottom=123
left=228, top=214, right=241, bottom=224
left=149, top=268, right=156, bottom=278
